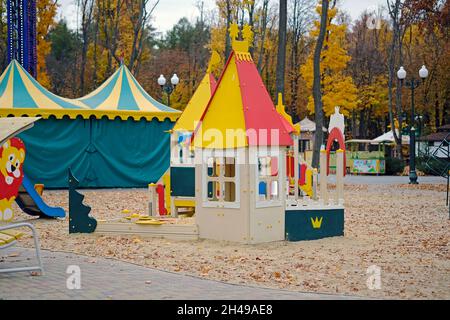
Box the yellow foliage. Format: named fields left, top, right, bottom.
left=301, top=4, right=358, bottom=117
left=36, top=0, right=57, bottom=88
left=357, top=76, right=388, bottom=117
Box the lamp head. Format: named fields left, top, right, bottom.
left=397, top=66, right=407, bottom=81
left=171, top=74, right=180, bottom=86
left=419, top=65, right=429, bottom=80
left=158, top=75, right=166, bottom=87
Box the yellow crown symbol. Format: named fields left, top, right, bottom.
left=311, top=217, right=323, bottom=229
left=229, top=23, right=253, bottom=54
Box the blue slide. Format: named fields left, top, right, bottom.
left=15, top=175, right=66, bottom=219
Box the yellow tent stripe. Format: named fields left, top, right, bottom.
left=125, top=70, right=159, bottom=112
left=17, top=66, right=64, bottom=109
left=80, top=68, right=119, bottom=100
left=0, top=67, right=14, bottom=109
left=0, top=64, right=11, bottom=84
left=96, top=69, right=123, bottom=111
left=194, top=55, right=247, bottom=149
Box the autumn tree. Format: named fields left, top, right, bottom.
left=0, top=0, right=7, bottom=70
left=308, top=0, right=329, bottom=168
left=301, top=3, right=358, bottom=119
left=47, top=21, right=81, bottom=96
left=275, top=0, right=287, bottom=103
left=126, top=0, right=159, bottom=73
left=159, top=16, right=211, bottom=109
left=348, top=12, right=389, bottom=138
left=286, top=0, right=315, bottom=121
left=403, top=0, right=450, bottom=129
left=78, top=0, right=95, bottom=96
left=36, top=0, right=58, bottom=88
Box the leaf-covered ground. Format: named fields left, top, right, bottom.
left=10, top=183, right=450, bottom=299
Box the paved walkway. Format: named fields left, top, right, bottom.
left=0, top=248, right=358, bottom=300
left=333, top=175, right=447, bottom=185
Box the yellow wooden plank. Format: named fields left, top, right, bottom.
left=0, top=233, right=16, bottom=244
left=135, top=220, right=165, bottom=226
left=1, top=230, right=24, bottom=240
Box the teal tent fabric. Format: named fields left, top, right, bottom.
left=19, top=118, right=91, bottom=188
left=18, top=117, right=174, bottom=189
left=87, top=118, right=173, bottom=188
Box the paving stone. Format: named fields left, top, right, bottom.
left=0, top=248, right=360, bottom=300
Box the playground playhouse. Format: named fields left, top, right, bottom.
left=188, top=25, right=345, bottom=243
left=78, top=24, right=346, bottom=244
left=0, top=22, right=346, bottom=245
left=0, top=60, right=180, bottom=188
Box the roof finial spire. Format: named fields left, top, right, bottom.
left=207, top=50, right=221, bottom=73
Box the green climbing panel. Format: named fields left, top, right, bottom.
left=69, top=169, right=97, bottom=234
left=285, top=208, right=344, bottom=242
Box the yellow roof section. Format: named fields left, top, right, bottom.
left=194, top=54, right=247, bottom=149
left=173, top=73, right=216, bottom=132
left=275, top=93, right=300, bottom=135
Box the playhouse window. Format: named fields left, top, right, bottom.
left=224, top=182, right=236, bottom=202
left=172, top=132, right=194, bottom=166
left=204, top=155, right=239, bottom=207
left=257, top=155, right=281, bottom=206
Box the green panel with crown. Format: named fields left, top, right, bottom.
left=285, top=208, right=344, bottom=241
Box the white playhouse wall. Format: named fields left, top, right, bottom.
left=195, top=147, right=286, bottom=244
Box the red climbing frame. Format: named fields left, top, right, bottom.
left=326, top=127, right=347, bottom=177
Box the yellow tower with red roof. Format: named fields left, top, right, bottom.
left=192, top=24, right=296, bottom=243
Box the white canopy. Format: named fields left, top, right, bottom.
left=0, top=117, right=41, bottom=145
left=298, top=117, right=327, bottom=133
left=372, top=130, right=410, bottom=145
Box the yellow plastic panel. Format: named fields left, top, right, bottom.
left=174, top=74, right=214, bottom=132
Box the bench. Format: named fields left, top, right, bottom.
left=0, top=222, right=44, bottom=274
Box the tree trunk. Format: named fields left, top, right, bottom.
left=80, top=0, right=94, bottom=96
left=387, top=0, right=404, bottom=159
left=435, top=91, right=440, bottom=129
left=311, top=0, right=329, bottom=169
left=275, top=0, right=287, bottom=103
left=224, top=0, right=232, bottom=62
left=257, top=0, right=269, bottom=73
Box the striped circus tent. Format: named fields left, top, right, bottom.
left=0, top=61, right=181, bottom=188
left=78, top=63, right=179, bottom=120
left=0, top=60, right=88, bottom=117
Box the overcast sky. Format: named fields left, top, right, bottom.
left=58, top=0, right=387, bottom=34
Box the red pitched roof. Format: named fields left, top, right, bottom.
left=236, top=56, right=293, bottom=146
left=193, top=51, right=293, bottom=148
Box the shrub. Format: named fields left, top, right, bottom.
left=417, top=157, right=448, bottom=176
left=385, top=157, right=405, bottom=175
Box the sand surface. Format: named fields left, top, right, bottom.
left=5, top=183, right=450, bottom=299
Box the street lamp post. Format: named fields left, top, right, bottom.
left=158, top=74, right=180, bottom=107
left=397, top=65, right=429, bottom=184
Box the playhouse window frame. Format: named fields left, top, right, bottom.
left=254, top=147, right=283, bottom=208
left=202, top=149, right=241, bottom=209
left=171, top=132, right=195, bottom=167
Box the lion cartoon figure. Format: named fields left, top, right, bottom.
left=0, top=138, right=26, bottom=222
